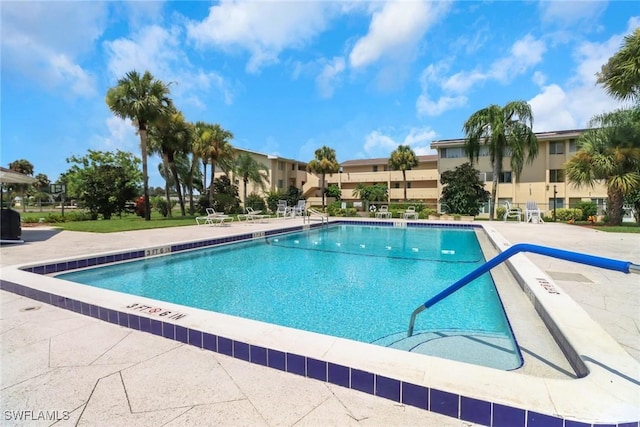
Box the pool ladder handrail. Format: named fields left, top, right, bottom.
left=407, top=243, right=640, bottom=337
left=305, top=208, right=329, bottom=225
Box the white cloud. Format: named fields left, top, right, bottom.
left=528, top=20, right=636, bottom=132
left=96, top=116, right=139, bottom=153
left=349, top=0, right=451, bottom=69
left=187, top=1, right=336, bottom=73
left=104, top=25, right=235, bottom=109
left=416, top=94, right=467, bottom=116
left=539, top=1, right=607, bottom=27
left=316, top=57, right=346, bottom=98
left=1, top=1, right=106, bottom=97
left=489, top=35, right=546, bottom=82
left=363, top=127, right=437, bottom=157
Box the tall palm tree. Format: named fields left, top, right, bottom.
left=147, top=108, right=193, bottom=216
left=463, top=101, right=538, bottom=220
left=106, top=70, right=172, bottom=220
left=597, top=28, right=640, bottom=103
left=9, top=159, right=35, bottom=212
left=565, top=108, right=640, bottom=225
left=234, top=151, right=269, bottom=206
left=199, top=124, right=234, bottom=206
left=307, top=146, right=340, bottom=210
left=389, top=145, right=419, bottom=201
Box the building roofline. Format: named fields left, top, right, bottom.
left=431, top=128, right=590, bottom=147
left=340, top=154, right=437, bottom=167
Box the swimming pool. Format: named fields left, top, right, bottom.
left=56, top=225, right=522, bottom=370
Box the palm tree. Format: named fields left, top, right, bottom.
left=234, top=152, right=269, bottom=206
left=9, top=159, right=34, bottom=212
left=147, top=108, right=193, bottom=216
left=597, top=28, right=640, bottom=103
left=389, top=145, right=419, bottom=201
left=307, top=146, right=340, bottom=210
left=199, top=123, right=234, bottom=207
left=106, top=70, right=172, bottom=220
left=34, top=173, right=51, bottom=212
left=565, top=108, right=640, bottom=225
left=462, top=101, right=538, bottom=220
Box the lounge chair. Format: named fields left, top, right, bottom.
left=195, top=207, right=233, bottom=226
left=375, top=205, right=392, bottom=219
left=504, top=201, right=522, bottom=222
left=525, top=201, right=544, bottom=223
left=403, top=206, right=418, bottom=220
left=245, top=207, right=270, bottom=223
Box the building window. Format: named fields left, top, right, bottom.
left=291, top=164, right=296, bottom=171
left=549, top=169, right=565, bottom=182
left=278, top=162, right=284, bottom=171
left=407, top=182, right=412, bottom=189
left=477, top=171, right=493, bottom=182
left=373, top=165, right=378, bottom=172
left=569, top=139, right=578, bottom=152
left=549, top=141, right=564, bottom=155
left=499, top=171, right=512, bottom=183
left=441, top=147, right=464, bottom=158
left=549, top=198, right=564, bottom=209
left=277, top=179, right=284, bottom=189
left=394, top=182, right=400, bottom=189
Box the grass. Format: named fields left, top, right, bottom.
left=21, top=211, right=204, bottom=233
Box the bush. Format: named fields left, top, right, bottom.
left=152, top=196, right=174, bottom=218
left=496, top=206, right=506, bottom=220
left=574, top=201, right=597, bottom=221
left=556, top=208, right=583, bottom=222
left=134, top=196, right=147, bottom=217
left=421, top=208, right=437, bottom=218
left=244, top=193, right=266, bottom=212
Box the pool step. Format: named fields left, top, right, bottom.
left=372, top=331, right=522, bottom=370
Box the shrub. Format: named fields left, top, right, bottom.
left=496, top=206, right=506, bottom=220
left=421, top=208, right=437, bottom=218
left=574, top=201, right=597, bottom=221
left=134, top=196, right=147, bottom=217
left=244, top=193, right=266, bottom=212
left=152, top=196, right=174, bottom=218
left=556, top=208, right=583, bottom=222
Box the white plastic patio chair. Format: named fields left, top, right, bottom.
left=525, top=201, right=544, bottom=223
left=375, top=205, right=391, bottom=219
left=504, top=202, right=522, bottom=222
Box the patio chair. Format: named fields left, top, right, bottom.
left=245, top=207, right=270, bottom=223
left=375, top=205, right=392, bottom=219
left=504, top=202, right=522, bottom=222
left=196, top=207, right=233, bottom=226
left=525, top=201, right=544, bottom=223
left=275, top=201, right=289, bottom=218
left=294, top=200, right=306, bottom=216
left=403, top=206, right=419, bottom=220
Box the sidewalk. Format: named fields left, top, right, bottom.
left=1, top=220, right=638, bottom=426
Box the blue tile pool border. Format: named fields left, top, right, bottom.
left=4, top=221, right=636, bottom=427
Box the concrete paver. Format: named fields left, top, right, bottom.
left=1, top=219, right=638, bottom=426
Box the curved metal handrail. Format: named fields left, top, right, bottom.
left=305, top=208, right=329, bottom=225
left=407, top=243, right=639, bottom=337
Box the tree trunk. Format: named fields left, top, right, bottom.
left=139, top=128, right=151, bottom=221
left=490, top=161, right=500, bottom=221
left=162, top=154, right=172, bottom=218
left=402, top=170, right=407, bottom=201
left=606, top=187, right=624, bottom=225
left=209, top=159, right=216, bottom=207
left=243, top=178, right=248, bottom=209
left=321, top=173, right=326, bottom=210
left=168, top=153, right=185, bottom=216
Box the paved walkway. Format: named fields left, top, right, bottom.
left=1, top=219, right=638, bottom=426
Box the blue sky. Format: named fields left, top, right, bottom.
left=1, top=1, right=637, bottom=187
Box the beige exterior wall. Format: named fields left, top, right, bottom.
left=432, top=130, right=608, bottom=217
left=218, top=129, right=608, bottom=216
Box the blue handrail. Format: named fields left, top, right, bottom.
left=407, top=243, right=639, bottom=337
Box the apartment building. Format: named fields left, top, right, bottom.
left=431, top=129, right=608, bottom=217
left=223, top=129, right=611, bottom=219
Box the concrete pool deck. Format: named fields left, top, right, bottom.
left=1, top=219, right=638, bottom=426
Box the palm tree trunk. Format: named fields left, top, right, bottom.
left=321, top=173, right=326, bottom=209
left=607, top=187, right=624, bottom=225
left=168, top=153, right=186, bottom=216
left=490, top=162, right=500, bottom=220
left=202, top=159, right=208, bottom=196
left=243, top=179, right=248, bottom=208
left=162, top=154, right=173, bottom=218
left=209, top=159, right=216, bottom=207
left=402, top=170, right=407, bottom=201
left=139, top=128, right=151, bottom=221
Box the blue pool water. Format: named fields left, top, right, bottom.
left=58, top=225, right=522, bottom=369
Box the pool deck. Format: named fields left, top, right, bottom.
left=1, top=218, right=639, bottom=426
